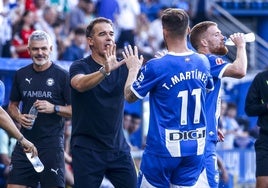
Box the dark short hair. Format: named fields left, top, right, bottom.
left=161, top=8, right=189, bottom=38
left=86, top=17, right=113, bottom=38
left=74, top=27, right=86, bottom=35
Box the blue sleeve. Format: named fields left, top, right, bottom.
left=0, top=80, right=5, bottom=106
left=206, top=54, right=230, bottom=78
left=131, top=60, right=159, bottom=98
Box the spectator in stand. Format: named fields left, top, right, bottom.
left=83, top=0, right=96, bottom=26
left=148, top=6, right=166, bottom=53
left=245, top=69, right=268, bottom=188
left=158, top=0, right=173, bottom=7
left=128, top=113, right=142, bottom=150
left=95, top=0, right=119, bottom=22
left=218, top=99, right=227, bottom=140
left=123, top=112, right=142, bottom=150
left=61, top=26, right=86, bottom=61
left=139, top=0, right=162, bottom=22
left=25, top=0, right=36, bottom=11
left=115, top=0, right=140, bottom=51
left=123, top=111, right=133, bottom=144
left=11, top=10, right=36, bottom=58
left=31, top=0, right=48, bottom=17
left=9, top=0, right=26, bottom=27
left=217, top=102, right=244, bottom=150
left=172, top=0, right=190, bottom=12
left=35, top=5, right=59, bottom=61
left=226, top=103, right=253, bottom=149
left=67, top=0, right=96, bottom=32
left=0, top=0, right=13, bottom=57
left=52, top=17, right=70, bottom=60
left=135, top=13, right=153, bottom=55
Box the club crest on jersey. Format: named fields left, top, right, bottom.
left=185, top=57, right=190, bottom=62
left=46, top=78, right=55, bottom=86
left=216, top=58, right=224, bottom=65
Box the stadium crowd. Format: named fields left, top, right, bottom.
left=0, top=0, right=209, bottom=61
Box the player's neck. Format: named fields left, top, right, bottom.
left=166, top=39, right=190, bottom=53
left=198, top=49, right=210, bottom=55
left=167, top=45, right=191, bottom=53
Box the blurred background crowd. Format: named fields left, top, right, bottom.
left=0, top=0, right=234, bottom=62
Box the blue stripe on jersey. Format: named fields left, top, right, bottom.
left=132, top=52, right=212, bottom=157
left=205, top=54, right=230, bottom=141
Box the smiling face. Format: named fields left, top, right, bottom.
left=27, top=39, right=52, bottom=67
left=87, top=22, right=115, bottom=58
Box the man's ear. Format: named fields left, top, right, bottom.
left=87, top=37, right=93, bottom=46
left=200, top=39, right=208, bottom=47
left=187, top=26, right=190, bottom=35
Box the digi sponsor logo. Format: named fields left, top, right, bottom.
left=168, top=128, right=206, bottom=141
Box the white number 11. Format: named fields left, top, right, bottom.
left=177, top=88, right=201, bottom=125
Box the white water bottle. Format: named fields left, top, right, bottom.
left=27, top=105, right=38, bottom=130
left=225, top=32, right=255, bottom=46
left=26, top=152, right=44, bottom=173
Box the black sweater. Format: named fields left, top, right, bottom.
left=245, top=70, right=268, bottom=131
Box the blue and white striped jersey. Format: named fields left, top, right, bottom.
left=205, top=54, right=230, bottom=141
left=131, top=51, right=213, bottom=157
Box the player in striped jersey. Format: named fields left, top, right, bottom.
left=123, top=8, right=214, bottom=187
left=190, top=21, right=247, bottom=188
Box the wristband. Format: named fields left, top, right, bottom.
left=99, top=67, right=110, bottom=77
